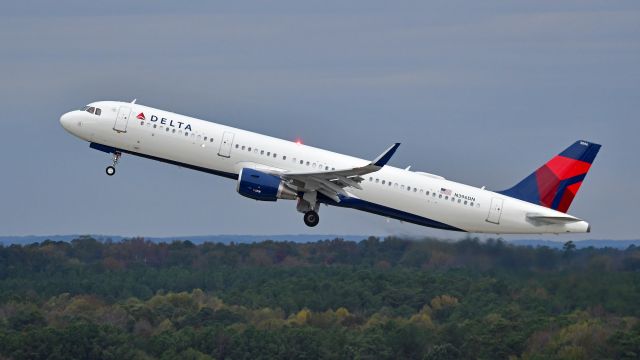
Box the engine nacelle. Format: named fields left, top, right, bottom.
left=236, top=168, right=298, bottom=201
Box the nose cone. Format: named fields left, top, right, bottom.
left=60, top=111, right=77, bottom=132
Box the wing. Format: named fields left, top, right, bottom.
left=282, top=143, right=400, bottom=202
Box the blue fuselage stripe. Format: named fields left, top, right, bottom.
left=90, top=142, right=464, bottom=232
left=90, top=142, right=238, bottom=180
left=318, top=194, right=464, bottom=232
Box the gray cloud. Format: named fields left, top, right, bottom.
left=0, top=1, right=638, bottom=239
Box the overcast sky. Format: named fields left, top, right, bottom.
left=0, top=1, right=638, bottom=240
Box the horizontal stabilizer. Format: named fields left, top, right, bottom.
left=526, top=213, right=582, bottom=225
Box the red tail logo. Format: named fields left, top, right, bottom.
left=137, top=112, right=145, bottom=120
left=498, top=140, right=601, bottom=213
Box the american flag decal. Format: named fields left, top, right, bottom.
left=440, top=188, right=452, bottom=196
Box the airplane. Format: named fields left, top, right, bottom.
left=60, top=100, right=601, bottom=234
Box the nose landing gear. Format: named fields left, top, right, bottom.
left=105, top=152, right=121, bottom=176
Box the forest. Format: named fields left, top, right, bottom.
left=0, top=236, right=639, bottom=359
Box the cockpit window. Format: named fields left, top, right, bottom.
left=81, top=105, right=101, bottom=115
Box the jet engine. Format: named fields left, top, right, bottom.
left=236, top=168, right=298, bottom=201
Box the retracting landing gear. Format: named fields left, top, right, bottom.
left=105, top=152, right=121, bottom=176
left=303, top=211, right=319, bottom=227
left=297, top=191, right=320, bottom=227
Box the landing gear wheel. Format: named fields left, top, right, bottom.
left=303, top=211, right=319, bottom=227
left=105, top=152, right=121, bottom=176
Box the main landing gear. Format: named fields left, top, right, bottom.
left=105, top=152, right=121, bottom=176
left=303, top=211, right=320, bottom=227
left=298, top=191, right=320, bottom=227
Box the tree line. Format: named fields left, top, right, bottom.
left=0, top=236, right=639, bottom=359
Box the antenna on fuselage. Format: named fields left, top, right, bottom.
left=131, top=98, right=137, bottom=104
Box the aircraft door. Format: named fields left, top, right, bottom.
left=486, top=198, right=504, bottom=224
left=113, top=106, right=131, bottom=132
left=218, top=131, right=234, bottom=158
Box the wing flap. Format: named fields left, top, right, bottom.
left=282, top=143, right=400, bottom=201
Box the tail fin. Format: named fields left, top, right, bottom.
left=498, top=140, right=601, bottom=213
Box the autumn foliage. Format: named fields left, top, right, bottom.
left=0, top=236, right=639, bottom=359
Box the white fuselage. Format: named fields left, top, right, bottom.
left=60, top=101, right=590, bottom=234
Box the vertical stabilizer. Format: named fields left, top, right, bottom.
left=499, top=140, right=601, bottom=213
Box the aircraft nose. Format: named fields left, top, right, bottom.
left=59, top=111, right=76, bottom=132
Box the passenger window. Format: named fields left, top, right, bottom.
left=426, top=191, right=429, bottom=195
left=325, top=166, right=329, bottom=170
left=414, top=188, right=417, bottom=192
left=306, top=161, right=310, bottom=166
left=185, top=132, right=189, bottom=136
left=261, top=150, right=264, bottom=155
left=210, top=138, right=213, bottom=142
left=248, top=147, right=251, bottom=151
left=464, top=201, right=468, bottom=205
left=267, top=152, right=270, bottom=156
left=254, top=149, right=258, bottom=154
left=204, top=137, right=208, bottom=141
left=382, top=180, right=385, bottom=185
left=283, top=156, right=286, bottom=160
left=300, top=160, right=304, bottom=164
left=445, top=196, right=448, bottom=200
left=235, top=144, right=239, bottom=148
left=458, top=199, right=461, bottom=203
left=273, top=153, right=277, bottom=158
left=369, top=177, right=373, bottom=182
left=470, top=202, right=474, bottom=207
left=242, top=146, right=245, bottom=150
left=172, top=129, right=176, bottom=133
left=401, top=185, right=405, bottom=190
left=439, top=194, right=442, bottom=198
left=375, top=178, right=379, bottom=183
left=153, top=124, right=157, bottom=129
left=140, top=121, right=144, bottom=125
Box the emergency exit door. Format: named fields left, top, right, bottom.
left=113, top=106, right=131, bottom=133
left=486, top=198, right=504, bottom=224
left=218, top=131, right=235, bottom=158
